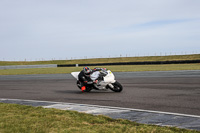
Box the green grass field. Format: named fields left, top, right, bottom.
left=1, top=54, right=199, bottom=75
left=0, top=103, right=199, bottom=133
left=1, top=54, right=200, bottom=66
left=0, top=64, right=200, bottom=75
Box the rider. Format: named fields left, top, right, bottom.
left=78, top=66, right=107, bottom=92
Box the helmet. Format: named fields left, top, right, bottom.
left=83, top=66, right=92, bottom=75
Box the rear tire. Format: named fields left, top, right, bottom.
left=108, top=81, right=123, bottom=92
left=85, top=86, right=92, bottom=92
left=76, top=81, right=92, bottom=92
left=76, top=81, right=81, bottom=89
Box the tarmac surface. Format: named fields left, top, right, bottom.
left=0, top=70, right=200, bottom=130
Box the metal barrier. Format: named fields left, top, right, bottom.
left=0, top=64, right=57, bottom=70
left=57, top=60, right=200, bottom=67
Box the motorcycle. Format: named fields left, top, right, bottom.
left=71, top=69, right=123, bottom=92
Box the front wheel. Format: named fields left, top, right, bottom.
left=107, top=81, right=123, bottom=92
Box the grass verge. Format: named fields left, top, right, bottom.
left=0, top=54, right=200, bottom=66
left=0, top=103, right=199, bottom=133
left=0, top=64, right=200, bottom=75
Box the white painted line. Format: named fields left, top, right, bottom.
left=1, top=98, right=200, bottom=118
left=43, top=104, right=72, bottom=110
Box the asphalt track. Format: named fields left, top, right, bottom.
left=0, top=70, right=200, bottom=116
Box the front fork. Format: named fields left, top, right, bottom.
left=108, top=83, right=114, bottom=89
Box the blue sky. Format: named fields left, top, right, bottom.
left=0, top=0, right=200, bottom=61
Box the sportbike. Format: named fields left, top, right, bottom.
left=71, top=69, right=123, bottom=92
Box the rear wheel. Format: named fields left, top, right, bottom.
left=76, top=81, right=92, bottom=92
left=76, top=81, right=81, bottom=89
left=107, top=81, right=123, bottom=92
left=85, top=87, right=92, bottom=92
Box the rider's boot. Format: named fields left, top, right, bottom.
left=81, top=86, right=86, bottom=92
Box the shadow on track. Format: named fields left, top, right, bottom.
left=54, top=90, right=116, bottom=94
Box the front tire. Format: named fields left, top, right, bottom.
left=108, top=81, right=123, bottom=92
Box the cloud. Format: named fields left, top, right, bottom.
left=0, top=0, right=200, bottom=60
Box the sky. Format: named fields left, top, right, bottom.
left=0, top=0, right=200, bottom=61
